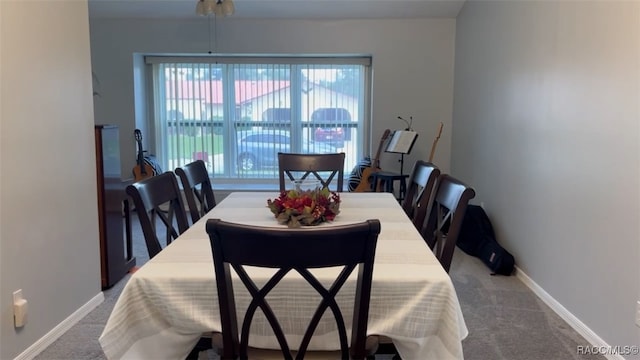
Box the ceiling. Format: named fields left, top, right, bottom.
left=88, top=0, right=466, bottom=20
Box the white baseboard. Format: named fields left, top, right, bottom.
left=515, top=266, right=624, bottom=360
left=13, top=292, right=105, bottom=360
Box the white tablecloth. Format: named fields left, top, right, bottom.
left=99, top=192, right=467, bottom=359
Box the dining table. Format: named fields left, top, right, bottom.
left=99, top=191, right=468, bottom=359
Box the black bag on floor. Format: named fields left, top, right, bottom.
left=457, top=205, right=515, bottom=276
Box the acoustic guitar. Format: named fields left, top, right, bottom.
left=132, top=129, right=155, bottom=182
left=428, top=122, right=444, bottom=162
left=352, top=129, right=391, bottom=192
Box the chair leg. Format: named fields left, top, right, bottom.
left=185, top=337, right=212, bottom=360
left=365, top=353, right=401, bottom=360
left=376, top=342, right=402, bottom=360
left=185, top=348, right=200, bottom=360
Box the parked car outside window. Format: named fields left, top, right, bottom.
left=262, top=108, right=292, bottom=123
left=261, top=108, right=292, bottom=130
left=311, top=108, right=351, bottom=148
left=237, top=130, right=337, bottom=171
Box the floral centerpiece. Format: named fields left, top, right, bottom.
left=267, top=187, right=341, bottom=228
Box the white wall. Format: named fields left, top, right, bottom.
left=89, top=17, right=457, bottom=178
left=452, top=0, right=640, bottom=354
left=0, top=1, right=102, bottom=358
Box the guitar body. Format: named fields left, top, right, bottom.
left=351, top=129, right=391, bottom=192
left=353, top=166, right=381, bottom=192
left=133, top=129, right=155, bottom=182
left=133, top=163, right=155, bottom=182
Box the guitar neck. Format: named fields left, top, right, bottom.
left=428, top=122, right=444, bottom=163
left=137, top=144, right=144, bottom=165
left=134, top=129, right=147, bottom=175
left=371, top=129, right=391, bottom=168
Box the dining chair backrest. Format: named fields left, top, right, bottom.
left=175, top=160, right=217, bottom=224
left=278, top=152, right=345, bottom=192
left=421, top=174, right=476, bottom=273
left=126, top=171, right=190, bottom=259
left=206, top=218, right=381, bottom=360
left=401, top=160, right=440, bottom=230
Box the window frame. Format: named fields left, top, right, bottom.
left=144, top=55, right=373, bottom=188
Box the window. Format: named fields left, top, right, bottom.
left=146, top=55, right=371, bottom=185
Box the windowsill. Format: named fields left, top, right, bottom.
left=211, top=182, right=280, bottom=192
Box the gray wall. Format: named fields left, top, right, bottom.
left=5, top=1, right=636, bottom=358
left=452, top=0, right=640, bottom=353
left=89, top=17, right=457, bottom=178
left=0, top=1, right=101, bottom=358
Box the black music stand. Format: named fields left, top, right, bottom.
left=371, top=130, right=418, bottom=202
left=385, top=130, right=419, bottom=175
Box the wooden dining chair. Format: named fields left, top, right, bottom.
left=126, top=171, right=190, bottom=259
left=372, top=162, right=441, bottom=360
left=278, top=152, right=345, bottom=192
left=401, top=160, right=440, bottom=230
left=205, top=218, right=381, bottom=360
left=421, top=174, right=476, bottom=273
left=175, top=160, right=217, bottom=224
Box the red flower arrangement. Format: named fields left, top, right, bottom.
left=267, top=187, right=341, bottom=228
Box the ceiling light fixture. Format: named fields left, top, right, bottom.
left=196, top=0, right=235, bottom=17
